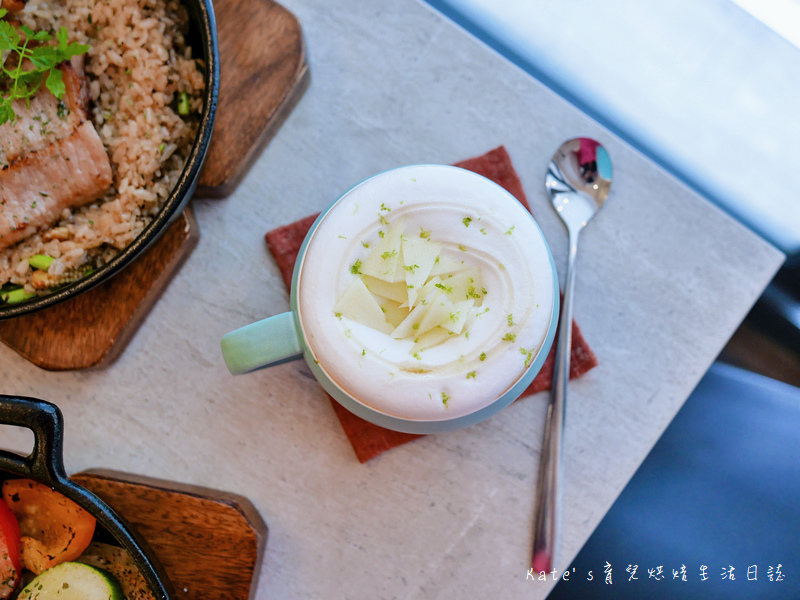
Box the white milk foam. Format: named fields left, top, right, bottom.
left=297, top=165, right=555, bottom=422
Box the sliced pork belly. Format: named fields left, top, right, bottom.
left=0, top=121, right=112, bottom=250
left=0, top=62, right=89, bottom=167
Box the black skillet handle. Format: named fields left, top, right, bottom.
left=0, top=395, right=67, bottom=485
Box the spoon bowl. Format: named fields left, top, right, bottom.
left=546, top=137, right=612, bottom=231
left=532, top=138, right=612, bottom=573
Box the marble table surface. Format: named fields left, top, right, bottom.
left=0, top=0, right=785, bottom=598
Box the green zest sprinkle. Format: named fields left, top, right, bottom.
left=435, top=283, right=453, bottom=293
left=380, top=203, right=391, bottom=212
left=403, top=264, right=420, bottom=272
left=502, top=333, right=517, bottom=342
left=361, top=241, right=370, bottom=248
left=378, top=230, right=385, bottom=238
left=441, top=392, right=450, bottom=406
left=520, top=347, right=534, bottom=368
left=379, top=214, right=389, bottom=226
left=479, top=352, right=487, bottom=361
left=0, top=16, right=91, bottom=125
left=462, top=217, right=472, bottom=227
left=505, top=225, right=515, bottom=235
left=362, top=349, right=366, bottom=356
left=507, top=314, right=514, bottom=326
left=28, top=254, right=54, bottom=271
left=419, top=227, right=431, bottom=239
left=466, top=371, right=476, bottom=379
left=350, top=259, right=363, bottom=275
left=177, top=91, right=190, bottom=115
left=334, top=312, right=342, bottom=319
left=381, top=250, right=397, bottom=260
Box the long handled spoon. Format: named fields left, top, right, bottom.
left=532, top=138, right=612, bottom=573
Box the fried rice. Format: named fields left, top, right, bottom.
left=0, top=0, right=204, bottom=293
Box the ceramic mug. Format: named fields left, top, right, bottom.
left=221, top=165, right=559, bottom=434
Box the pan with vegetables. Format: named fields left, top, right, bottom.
left=0, top=395, right=172, bottom=599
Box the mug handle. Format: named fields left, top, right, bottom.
left=221, top=311, right=304, bottom=374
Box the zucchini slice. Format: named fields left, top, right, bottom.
left=17, top=561, right=124, bottom=600
left=78, top=542, right=154, bottom=600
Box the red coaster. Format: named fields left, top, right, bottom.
left=266, top=146, right=598, bottom=461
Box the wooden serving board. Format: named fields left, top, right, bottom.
left=0, top=210, right=199, bottom=370
left=198, top=0, right=310, bottom=197
left=71, top=470, right=268, bottom=600
left=0, top=0, right=309, bottom=369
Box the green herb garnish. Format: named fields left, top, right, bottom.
left=0, top=14, right=91, bottom=125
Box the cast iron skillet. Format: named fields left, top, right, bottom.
left=0, top=0, right=219, bottom=319
left=0, top=395, right=172, bottom=599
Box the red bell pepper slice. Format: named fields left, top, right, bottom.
left=0, top=498, right=22, bottom=599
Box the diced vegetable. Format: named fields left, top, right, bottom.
left=2, top=480, right=96, bottom=575
left=177, top=91, right=190, bottom=115
left=28, top=255, right=54, bottom=271
left=0, top=288, right=36, bottom=305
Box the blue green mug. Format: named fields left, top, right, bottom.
left=221, top=165, right=559, bottom=434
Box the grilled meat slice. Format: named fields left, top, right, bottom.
left=0, top=0, right=28, bottom=13
left=0, top=121, right=112, bottom=250
left=0, top=62, right=89, bottom=167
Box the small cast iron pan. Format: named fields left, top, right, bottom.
left=0, top=395, right=172, bottom=599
